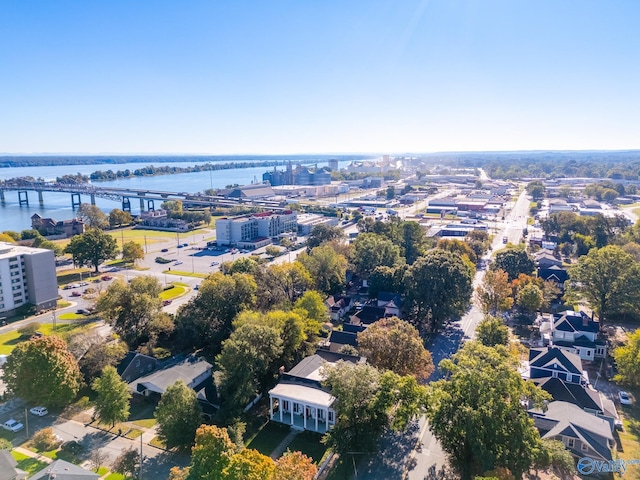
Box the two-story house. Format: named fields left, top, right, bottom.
left=551, top=310, right=606, bottom=361
left=528, top=347, right=587, bottom=386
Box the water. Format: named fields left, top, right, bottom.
left=0, top=157, right=362, bottom=231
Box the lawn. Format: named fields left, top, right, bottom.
left=132, top=418, right=157, bottom=428
left=326, top=456, right=357, bottom=480
left=287, top=431, right=328, bottom=464
left=58, top=312, right=85, bottom=320
left=105, top=473, right=125, bottom=480
left=246, top=421, right=291, bottom=457
left=159, top=284, right=187, bottom=300
left=0, top=321, right=97, bottom=354
left=161, top=269, right=207, bottom=278
left=615, top=400, right=640, bottom=479
left=57, top=268, right=93, bottom=286
left=11, top=451, right=49, bottom=475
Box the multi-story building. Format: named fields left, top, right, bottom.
left=0, top=242, right=58, bottom=315
left=216, top=210, right=298, bottom=247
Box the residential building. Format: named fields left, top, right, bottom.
left=31, top=213, right=85, bottom=238
left=549, top=310, right=606, bottom=361
left=527, top=347, right=587, bottom=386
left=0, top=242, right=57, bottom=315
left=117, top=351, right=158, bottom=383
left=297, top=214, right=339, bottom=236
left=30, top=459, right=99, bottom=480
left=127, top=357, right=212, bottom=400
left=325, top=295, right=354, bottom=322
left=0, top=449, right=27, bottom=480
left=138, top=209, right=190, bottom=232
left=268, top=350, right=364, bottom=433
left=216, top=210, right=297, bottom=247
left=376, top=292, right=402, bottom=318
left=528, top=401, right=614, bottom=462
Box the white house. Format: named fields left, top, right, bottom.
left=550, top=310, right=606, bottom=361
left=268, top=350, right=363, bottom=433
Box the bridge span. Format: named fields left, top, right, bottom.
left=0, top=182, right=284, bottom=212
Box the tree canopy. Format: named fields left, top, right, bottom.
left=155, top=380, right=203, bottom=451
left=306, top=223, right=345, bottom=249
left=492, top=247, right=534, bottom=282
left=404, top=249, right=474, bottom=332
left=297, top=244, right=348, bottom=295
left=92, top=365, right=131, bottom=427
left=357, top=317, right=434, bottom=380
left=77, top=203, right=109, bottom=229
left=567, top=245, right=640, bottom=325
left=3, top=335, right=82, bottom=407
left=476, top=316, right=510, bottom=347
left=64, top=228, right=119, bottom=273
left=613, top=328, right=640, bottom=388
left=476, top=269, right=513, bottom=315
left=426, top=342, right=550, bottom=479
left=350, top=232, right=404, bottom=279
left=121, top=240, right=144, bottom=264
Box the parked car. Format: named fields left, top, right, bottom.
left=63, top=285, right=74, bottom=290
left=101, top=275, right=113, bottom=281
left=210, top=261, right=219, bottom=266
left=29, top=406, right=48, bottom=416
left=79, top=282, right=89, bottom=287
left=162, top=300, right=172, bottom=306
left=161, top=248, right=169, bottom=252
left=3, top=419, right=24, bottom=432
left=502, top=236, right=508, bottom=244
left=174, top=260, right=183, bottom=265
left=71, top=291, right=82, bottom=297
left=619, top=391, right=633, bottom=405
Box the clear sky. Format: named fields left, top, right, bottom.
left=1, top=0, right=639, bottom=155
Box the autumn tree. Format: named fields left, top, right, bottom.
left=64, top=228, right=119, bottom=273
left=174, top=272, right=257, bottom=353
left=492, top=247, right=534, bottom=282
left=273, top=451, right=318, bottom=480
left=613, top=329, right=640, bottom=388
left=437, top=238, right=477, bottom=263
left=155, top=380, right=203, bottom=451
left=3, top=336, right=82, bottom=407
left=109, top=208, right=133, bottom=227
left=97, top=276, right=168, bottom=347
left=92, top=366, right=131, bottom=427
left=188, top=425, right=236, bottom=480
left=404, top=249, right=474, bottom=332
left=224, top=449, right=275, bottom=480
left=426, top=342, right=550, bottom=479
left=567, top=245, right=640, bottom=325
left=297, top=244, right=348, bottom=295
left=476, top=269, right=513, bottom=315
left=358, top=317, right=434, bottom=380
left=322, top=362, right=427, bottom=455
left=121, top=241, right=144, bottom=264
left=476, top=316, right=509, bottom=347
left=77, top=203, right=109, bottom=229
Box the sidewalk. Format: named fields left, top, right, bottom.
left=13, top=446, right=53, bottom=464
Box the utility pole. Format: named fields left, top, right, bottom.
left=139, top=433, right=143, bottom=479
left=25, top=408, right=28, bottom=437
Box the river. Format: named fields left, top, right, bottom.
left=0, top=157, right=360, bottom=231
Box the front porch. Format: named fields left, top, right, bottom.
left=268, top=385, right=336, bottom=434
left=270, top=410, right=330, bottom=435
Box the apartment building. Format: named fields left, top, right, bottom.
left=216, top=210, right=298, bottom=247
left=0, top=242, right=58, bottom=315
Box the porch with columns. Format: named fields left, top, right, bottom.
left=268, top=383, right=335, bottom=434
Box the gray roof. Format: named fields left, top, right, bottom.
left=529, top=347, right=583, bottom=375
left=288, top=350, right=361, bottom=379
left=129, top=358, right=212, bottom=395
left=0, top=449, right=26, bottom=480
left=30, top=460, right=99, bottom=480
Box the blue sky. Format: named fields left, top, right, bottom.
left=1, top=0, right=639, bottom=154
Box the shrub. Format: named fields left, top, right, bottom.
left=33, top=427, right=61, bottom=451
left=18, top=322, right=41, bottom=338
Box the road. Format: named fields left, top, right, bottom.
left=359, top=187, right=532, bottom=480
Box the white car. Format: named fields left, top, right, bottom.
left=30, top=406, right=48, bottom=416
left=3, top=419, right=24, bottom=432
left=174, top=260, right=183, bottom=265
left=619, top=391, right=633, bottom=405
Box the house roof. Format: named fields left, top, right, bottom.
left=553, top=311, right=599, bottom=334
left=342, top=323, right=367, bottom=334
left=529, top=401, right=613, bottom=461
left=350, top=306, right=386, bottom=325
left=535, top=377, right=604, bottom=414
left=129, top=357, right=212, bottom=395
left=328, top=330, right=358, bottom=348
left=529, top=347, right=583, bottom=375
left=0, top=449, right=26, bottom=480
left=117, top=352, right=158, bottom=383
left=269, top=383, right=335, bottom=408
left=30, top=460, right=99, bottom=480
left=288, top=350, right=361, bottom=380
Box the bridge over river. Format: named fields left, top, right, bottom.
left=0, top=182, right=283, bottom=212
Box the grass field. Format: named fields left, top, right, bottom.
left=0, top=321, right=96, bottom=354
left=287, top=431, right=328, bottom=463
left=159, top=284, right=187, bottom=300
left=615, top=399, right=640, bottom=479
left=246, top=421, right=291, bottom=457
left=161, top=269, right=207, bottom=278
left=11, top=451, right=49, bottom=476
left=58, top=312, right=85, bottom=320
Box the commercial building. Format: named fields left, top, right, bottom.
left=0, top=242, right=58, bottom=315
left=216, top=210, right=298, bottom=247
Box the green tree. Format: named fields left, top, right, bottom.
left=426, top=342, right=549, bottom=480
left=77, top=203, right=109, bottom=229
left=358, top=317, right=434, bottom=380
left=155, top=380, right=203, bottom=451
left=112, top=447, right=139, bottom=479
left=322, top=362, right=427, bottom=455
left=216, top=324, right=283, bottom=417
left=121, top=241, right=144, bottom=264
left=174, top=272, right=257, bottom=353
left=224, top=449, right=275, bottom=480
left=567, top=245, right=640, bottom=325
left=517, top=283, right=543, bottom=313
left=306, top=224, right=345, bottom=249
left=3, top=336, right=82, bottom=407
left=64, top=228, right=119, bottom=273
left=297, top=244, right=348, bottom=295
left=350, top=233, right=403, bottom=279
left=367, top=265, right=406, bottom=298
left=109, top=208, right=133, bottom=227
left=533, top=439, right=576, bottom=478
left=526, top=181, right=545, bottom=200
left=294, top=290, right=328, bottom=323
left=274, top=451, right=318, bottom=480
left=437, top=238, right=477, bottom=263
left=78, top=339, right=127, bottom=385
left=188, top=425, right=236, bottom=480
left=476, top=316, right=509, bottom=347
left=405, top=249, right=474, bottom=332
left=492, top=247, right=534, bottom=282
left=613, top=328, right=640, bottom=388
left=401, top=221, right=428, bottom=264
left=97, top=276, right=166, bottom=347
left=476, top=269, right=514, bottom=314
left=92, top=366, right=131, bottom=427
